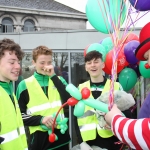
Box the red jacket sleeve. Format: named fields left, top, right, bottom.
left=111, top=115, right=150, bottom=150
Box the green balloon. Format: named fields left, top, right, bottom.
left=87, top=43, right=107, bottom=62
left=119, top=68, right=137, bottom=91
left=74, top=101, right=85, bottom=117
left=86, top=0, right=127, bottom=34
left=40, top=124, right=49, bottom=130
left=66, top=84, right=82, bottom=100
left=139, top=61, right=150, bottom=78
left=83, top=98, right=109, bottom=113
left=101, top=37, right=114, bottom=53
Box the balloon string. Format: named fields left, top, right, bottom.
left=134, top=0, right=138, bottom=8
left=51, top=102, right=68, bottom=133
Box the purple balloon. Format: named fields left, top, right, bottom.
left=99, top=39, right=103, bottom=44
left=129, top=0, right=150, bottom=11
left=128, top=64, right=141, bottom=77
left=124, top=40, right=139, bottom=64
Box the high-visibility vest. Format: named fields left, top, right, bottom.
left=0, top=86, right=28, bottom=150
left=25, top=76, right=64, bottom=134
left=78, top=79, right=120, bottom=141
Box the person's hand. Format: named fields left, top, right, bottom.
left=80, top=142, right=93, bottom=150
left=43, top=65, right=55, bottom=76
left=104, top=104, right=122, bottom=126
left=42, top=116, right=57, bottom=128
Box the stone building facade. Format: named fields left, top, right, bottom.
left=0, top=0, right=87, bottom=33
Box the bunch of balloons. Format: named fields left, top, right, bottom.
left=84, top=33, right=140, bottom=92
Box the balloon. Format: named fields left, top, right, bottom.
left=40, top=125, right=49, bottom=130
left=139, top=61, right=150, bottom=78
left=60, top=129, right=65, bottom=134
left=99, top=39, right=103, bottom=44
left=81, top=87, right=90, bottom=99
left=101, top=37, right=114, bottom=53
left=105, top=50, right=126, bottom=74
left=87, top=43, right=107, bottom=62
left=83, top=98, right=109, bottom=113
left=60, top=118, right=68, bottom=124
left=128, top=64, right=141, bottom=77
left=48, top=130, right=52, bottom=135
left=84, top=44, right=90, bottom=57
left=49, top=134, right=56, bottom=143
left=124, top=33, right=139, bottom=44
left=74, top=101, right=85, bottom=117
left=67, top=97, right=78, bottom=106
left=129, top=0, right=150, bottom=11
left=102, top=65, right=111, bottom=75
left=119, top=68, right=137, bottom=91
left=124, top=40, right=139, bottom=64
left=86, top=0, right=127, bottom=34
left=66, top=84, right=82, bottom=100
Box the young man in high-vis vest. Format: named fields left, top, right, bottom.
left=0, top=38, right=28, bottom=150
left=74, top=51, right=132, bottom=150
left=16, top=46, right=71, bottom=150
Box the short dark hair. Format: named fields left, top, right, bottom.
left=0, top=38, right=24, bottom=60
left=85, top=51, right=102, bottom=63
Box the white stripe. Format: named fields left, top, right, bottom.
left=1, top=130, right=19, bottom=144
left=28, top=101, right=61, bottom=114
left=134, top=119, right=149, bottom=149
left=113, top=117, right=123, bottom=141
left=23, top=116, right=32, bottom=119
left=91, top=88, right=103, bottom=91
left=19, top=126, right=25, bottom=135
left=148, top=121, right=150, bottom=129
left=25, top=148, right=28, bottom=150
left=123, top=119, right=136, bottom=149
left=80, top=123, right=96, bottom=131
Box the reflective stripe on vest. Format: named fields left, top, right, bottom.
left=78, top=79, right=120, bottom=141
left=1, top=126, right=25, bottom=144
left=25, top=76, right=64, bottom=134
left=0, top=87, right=28, bottom=150
left=27, top=101, right=62, bottom=114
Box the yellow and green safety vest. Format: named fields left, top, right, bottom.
left=78, top=79, right=120, bottom=141
left=0, top=86, right=28, bottom=150
left=25, top=76, right=64, bottom=134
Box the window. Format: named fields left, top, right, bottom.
left=1, top=18, right=14, bottom=33
left=23, top=19, right=35, bottom=32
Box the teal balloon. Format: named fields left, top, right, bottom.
left=40, top=125, right=49, bottom=130
left=139, top=61, right=150, bottom=78
left=86, top=0, right=127, bottom=34
left=83, top=98, right=109, bottom=113
left=101, top=37, right=114, bottom=53
left=66, top=84, right=82, bottom=100
left=61, top=118, right=68, bottom=124
left=48, top=129, right=52, bottom=135
left=119, top=68, right=137, bottom=91
left=87, top=43, right=106, bottom=62
left=74, top=101, right=85, bottom=117
left=52, top=113, right=61, bottom=122
left=60, top=129, right=65, bottom=134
